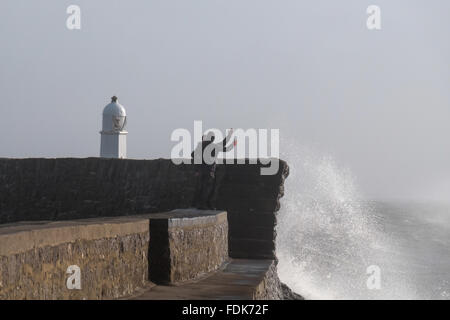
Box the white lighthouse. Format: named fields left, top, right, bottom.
left=100, top=96, right=127, bottom=158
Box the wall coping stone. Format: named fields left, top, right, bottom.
left=0, top=216, right=149, bottom=256
left=136, top=209, right=227, bottom=228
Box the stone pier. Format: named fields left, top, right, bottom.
left=0, top=158, right=298, bottom=300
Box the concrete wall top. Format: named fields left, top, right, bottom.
left=138, top=209, right=227, bottom=228
left=0, top=216, right=149, bottom=256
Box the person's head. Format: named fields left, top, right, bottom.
left=203, top=131, right=215, bottom=142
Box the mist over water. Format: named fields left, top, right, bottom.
left=276, top=142, right=450, bottom=299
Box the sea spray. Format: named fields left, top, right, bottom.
left=276, top=142, right=417, bottom=299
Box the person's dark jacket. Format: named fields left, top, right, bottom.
left=191, top=131, right=234, bottom=165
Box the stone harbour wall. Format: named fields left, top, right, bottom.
left=147, top=210, right=228, bottom=284
left=214, top=162, right=289, bottom=259
left=0, top=217, right=149, bottom=300
left=0, top=210, right=230, bottom=299
left=0, top=158, right=288, bottom=260
left=0, top=158, right=295, bottom=299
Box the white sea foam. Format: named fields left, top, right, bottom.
left=276, top=142, right=421, bottom=299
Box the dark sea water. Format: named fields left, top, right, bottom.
left=276, top=144, right=450, bottom=299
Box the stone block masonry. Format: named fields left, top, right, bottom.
left=214, top=161, right=289, bottom=259
left=0, top=210, right=229, bottom=299
left=144, top=209, right=228, bottom=284
left=0, top=217, right=149, bottom=299
left=0, top=158, right=289, bottom=260
left=0, top=158, right=296, bottom=299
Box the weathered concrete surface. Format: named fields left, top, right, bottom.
left=143, top=209, right=228, bottom=284
left=129, top=259, right=285, bottom=300
left=0, top=217, right=149, bottom=300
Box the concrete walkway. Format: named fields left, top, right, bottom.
left=128, top=259, right=273, bottom=300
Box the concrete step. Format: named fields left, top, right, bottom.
left=140, top=209, right=229, bottom=284
left=128, top=259, right=281, bottom=300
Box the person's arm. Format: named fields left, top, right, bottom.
left=219, top=128, right=235, bottom=152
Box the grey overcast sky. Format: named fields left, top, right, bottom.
left=0, top=1, right=449, bottom=202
